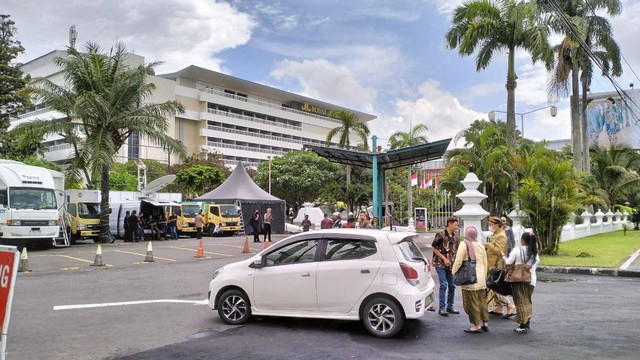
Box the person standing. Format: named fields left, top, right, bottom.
left=452, top=225, right=489, bottom=333
left=129, top=210, right=140, bottom=242
left=301, top=214, right=312, bottom=232
left=250, top=210, right=261, bottom=242
left=195, top=210, right=205, bottom=240
left=320, top=213, right=333, bottom=229
left=331, top=212, right=342, bottom=228
left=485, top=216, right=516, bottom=317
left=263, top=208, right=272, bottom=242
left=502, top=231, right=540, bottom=334
left=123, top=210, right=131, bottom=242
left=168, top=211, right=179, bottom=240
left=431, top=216, right=460, bottom=316
left=501, top=216, right=515, bottom=255
left=604, top=97, right=624, bottom=146
left=586, top=99, right=604, bottom=146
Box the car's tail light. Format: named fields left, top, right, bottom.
left=400, top=262, right=419, bottom=286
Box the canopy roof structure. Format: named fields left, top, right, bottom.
left=195, top=162, right=281, bottom=202
left=304, top=138, right=451, bottom=170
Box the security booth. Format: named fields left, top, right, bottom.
left=415, top=207, right=427, bottom=233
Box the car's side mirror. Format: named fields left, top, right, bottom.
left=253, top=255, right=263, bottom=268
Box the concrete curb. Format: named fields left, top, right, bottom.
left=539, top=266, right=640, bottom=278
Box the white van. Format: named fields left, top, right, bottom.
left=109, top=199, right=179, bottom=240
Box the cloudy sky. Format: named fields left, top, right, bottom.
left=5, top=0, right=640, bottom=147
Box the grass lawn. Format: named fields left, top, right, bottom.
left=540, top=230, right=640, bottom=268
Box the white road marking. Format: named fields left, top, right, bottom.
left=54, top=299, right=209, bottom=310
left=620, top=249, right=640, bottom=270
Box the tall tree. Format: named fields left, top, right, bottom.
left=590, top=145, right=640, bottom=207
left=446, top=0, right=553, bottom=150
left=544, top=0, right=622, bottom=172
left=14, top=42, right=186, bottom=242
left=0, top=14, right=39, bottom=159
left=388, top=123, right=428, bottom=221
left=326, top=109, right=370, bottom=186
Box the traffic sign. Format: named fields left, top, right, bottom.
left=0, top=246, right=19, bottom=360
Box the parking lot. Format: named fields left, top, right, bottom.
left=22, top=234, right=289, bottom=273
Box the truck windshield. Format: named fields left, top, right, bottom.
left=9, top=187, right=57, bottom=210
left=181, top=205, right=200, bottom=217
left=78, top=202, right=101, bottom=219
left=220, top=205, right=239, bottom=217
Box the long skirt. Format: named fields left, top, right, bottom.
left=462, top=289, right=488, bottom=326
left=512, top=282, right=534, bottom=325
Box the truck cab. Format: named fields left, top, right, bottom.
left=168, top=203, right=200, bottom=237
left=0, top=160, right=61, bottom=249
left=65, top=190, right=101, bottom=244
left=204, top=204, right=242, bottom=236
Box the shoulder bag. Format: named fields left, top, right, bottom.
left=486, top=267, right=512, bottom=295
left=454, top=240, right=477, bottom=286
left=505, top=248, right=532, bottom=283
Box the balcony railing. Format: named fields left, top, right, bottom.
left=201, top=87, right=342, bottom=124
left=17, top=106, right=53, bottom=119
left=205, top=141, right=288, bottom=156
left=48, top=143, right=74, bottom=152
left=205, top=108, right=302, bottom=131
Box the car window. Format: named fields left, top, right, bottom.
left=324, top=239, right=377, bottom=261
left=265, top=240, right=320, bottom=266
left=396, top=237, right=426, bottom=262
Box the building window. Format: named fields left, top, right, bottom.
left=128, top=132, right=140, bottom=160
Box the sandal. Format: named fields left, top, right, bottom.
left=502, top=313, right=517, bottom=319
left=514, top=326, right=528, bottom=334
left=481, top=324, right=489, bottom=332
left=464, top=328, right=483, bottom=333
left=488, top=310, right=502, bottom=315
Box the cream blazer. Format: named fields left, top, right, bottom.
left=452, top=241, right=488, bottom=291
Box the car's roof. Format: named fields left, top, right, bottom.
left=284, top=229, right=417, bottom=243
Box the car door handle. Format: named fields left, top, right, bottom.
left=301, top=272, right=311, bottom=277
left=361, top=269, right=370, bottom=274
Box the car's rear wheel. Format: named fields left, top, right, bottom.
left=362, top=297, right=404, bottom=338
left=217, top=289, right=251, bottom=325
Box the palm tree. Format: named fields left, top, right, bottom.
left=326, top=109, right=370, bottom=185
left=446, top=0, right=554, bottom=149
left=15, top=42, right=185, bottom=242
left=388, top=123, right=428, bottom=221
left=590, top=145, right=640, bottom=207
left=544, top=0, right=623, bottom=172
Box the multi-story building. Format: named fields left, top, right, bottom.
left=14, top=51, right=376, bottom=169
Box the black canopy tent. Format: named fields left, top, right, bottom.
left=194, top=163, right=286, bottom=235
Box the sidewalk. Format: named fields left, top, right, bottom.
left=539, top=248, right=640, bottom=278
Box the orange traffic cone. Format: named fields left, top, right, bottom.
left=242, top=237, right=250, bottom=254
left=195, top=240, right=205, bottom=258
left=144, top=241, right=154, bottom=262
left=263, top=239, right=270, bottom=249
left=91, top=245, right=105, bottom=267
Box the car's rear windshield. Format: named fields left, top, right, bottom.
left=396, top=237, right=426, bottom=262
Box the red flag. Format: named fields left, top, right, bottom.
left=426, top=174, right=433, bottom=187
left=435, top=175, right=441, bottom=190
left=411, top=171, right=418, bottom=186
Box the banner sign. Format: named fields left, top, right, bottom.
left=0, top=246, right=19, bottom=360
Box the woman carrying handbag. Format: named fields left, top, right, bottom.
left=501, top=231, right=540, bottom=334
left=452, top=226, right=489, bottom=333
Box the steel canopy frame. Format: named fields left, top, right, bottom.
left=304, top=137, right=451, bottom=228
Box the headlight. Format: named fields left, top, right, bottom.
left=49, top=220, right=60, bottom=226
left=182, top=222, right=188, bottom=227
left=220, top=221, right=226, bottom=226
left=212, top=267, right=224, bottom=280
left=77, top=223, right=87, bottom=230
left=7, top=220, right=21, bottom=226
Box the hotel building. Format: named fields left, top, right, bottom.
left=13, top=51, right=376, bottom=169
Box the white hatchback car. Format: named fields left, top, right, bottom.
left=207, top=229, right=435, bottom=338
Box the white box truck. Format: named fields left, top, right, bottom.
left=0, top=160, right=61, bottom=249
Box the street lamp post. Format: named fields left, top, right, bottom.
left=267, top=155, right=272, bottom=194
left=488, top=105, right=557, bottom=138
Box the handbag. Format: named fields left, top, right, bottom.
left=505, top=248, right=532, bottom=283
left=486, top=267, right=512, bottom=295
left=454, top=240, right=477, bottom=286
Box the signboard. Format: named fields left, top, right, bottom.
left=581, top=89, right=640, bottom=149
left=415, top=208, right=426, bottom=233
left=0, top=246, right=19, bottom=360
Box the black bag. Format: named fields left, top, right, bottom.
left=486, top=267, right=512, bottom=295
left=454, top=240, right=477, bottom=286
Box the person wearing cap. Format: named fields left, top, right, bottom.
left=331, top=212, right=342, bottom=228
left=320, top=213, right=333, bottom=229
left=485, top=216, right=516, bottom=317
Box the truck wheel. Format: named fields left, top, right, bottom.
left=207, top=225, right=216, bottom=236
left=68, top=229, right=77, bottom=245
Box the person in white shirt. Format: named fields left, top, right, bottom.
left=502, top=231, right=540, bottom=334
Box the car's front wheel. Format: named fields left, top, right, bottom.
left=362, top=297, right=404, bottom=338
left=217, top=289, right=251, bottom=325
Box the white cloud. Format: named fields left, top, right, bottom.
left=270, top=58, right=377, bottom=110
left=7, top=0, right=256, bottom=73
left=371, top=79, right=485, bottom=146
left=427, top=0, right=465, bottom=14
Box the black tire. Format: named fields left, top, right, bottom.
left=362, top=297, right=404, bottom=338
left=207, top=225, right=216, bottom=236
left=68, top=229, right=77, bottom=245
left=217, top=289, right=251, bottom=325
